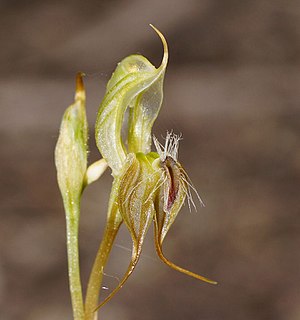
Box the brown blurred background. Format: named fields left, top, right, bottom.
left=1, top=1, right=300, bottom=319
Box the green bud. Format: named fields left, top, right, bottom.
left=55, top=73, right=88, bottom=206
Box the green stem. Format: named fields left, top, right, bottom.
left=65, top=201, right=85, bottom=320
left=84, top=186, right=122, bottom=320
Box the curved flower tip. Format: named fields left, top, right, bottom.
left=149, top=24, right=168, bottom=69
left=93, top=254, right=139, bottom=312
left=153, top=226, right=218, bottom=285
left=75, top=72, right=86, bottom=101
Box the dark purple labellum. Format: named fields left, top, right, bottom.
left=163, top=156, right=181, bottom=212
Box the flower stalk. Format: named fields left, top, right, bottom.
left=84, top=180, right=122, bottom=320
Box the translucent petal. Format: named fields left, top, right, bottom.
left=95, top=26, right=168, bottom=176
